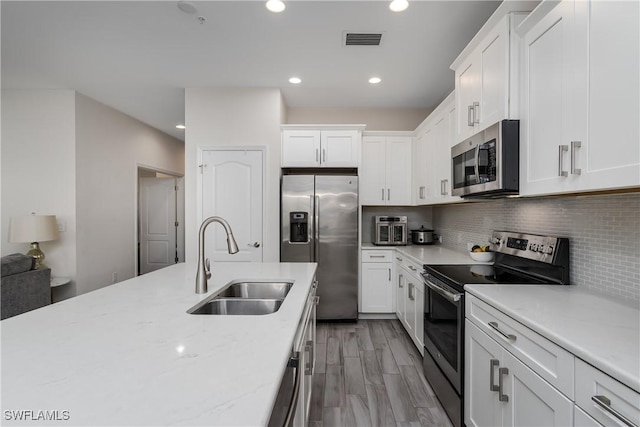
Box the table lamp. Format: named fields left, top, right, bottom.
left=9, top=214, right=59, bottom=269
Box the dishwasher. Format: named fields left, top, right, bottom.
left=268, top=282, right=317, bottom=427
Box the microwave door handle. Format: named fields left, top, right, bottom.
left=474, top=144, right=480, bottom=184
left=423, top=277, right=462, bottom=304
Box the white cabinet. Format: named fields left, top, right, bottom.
left=281, top=126, right=362, bottom=168
left=361, top=135, right=412, bottom=205
left=361, top=249, right=394, bottom=313
left=293, top=281, right=317, bottom=427
left=393, top=252, right=424, bottom=355
left=465, top=320, right=574, bottom=427
left=519, top=0, right=640, bottom=196
left=452, top=13, right=528, bottom=143
left=414, top=92, right=461, bottom=206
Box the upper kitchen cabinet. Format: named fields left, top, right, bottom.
left=361, top=133, right=413, bottom=206
left=281, top=125, right=365, bottom=168
left=518, top=0, right=640, bottom=196
left=414, top=92, right=462, bottom=205
left=450, top=2, right=537, bottom=144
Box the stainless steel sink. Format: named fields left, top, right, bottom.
left=216, top=281, right=293, bottom=299
left=188, top=298, right=283, bottom=315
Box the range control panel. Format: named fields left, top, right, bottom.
left=490, top=231, right=568, bottom=264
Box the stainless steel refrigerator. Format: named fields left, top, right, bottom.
left=281, top=174, right=358, bottom=321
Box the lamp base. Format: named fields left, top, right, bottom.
left=26, top=242, right=46, bottom=269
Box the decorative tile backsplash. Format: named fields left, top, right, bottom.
left=433, top=193, right=640, bottom=302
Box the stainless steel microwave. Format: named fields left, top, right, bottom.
left=451, top=120, right=519, bottom=198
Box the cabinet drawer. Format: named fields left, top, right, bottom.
left=575, top=358, right=640, bottom=427
left=466, top=294, right=575, bottom=399
left=363, top=250, right=393, bottom=263
left=394, top=252, right=422, bottom=274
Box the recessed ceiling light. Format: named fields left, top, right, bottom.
left=289, top=77, right=302, bottom=84
left=177, top=1, right=197, bottom=15
left=389, top=0, right=409, bottom=12
left=176, top=124, right=186, bottom=129
left=369, top=77, right=382, bottom=84
left=266, top=0, right=286, bottom=13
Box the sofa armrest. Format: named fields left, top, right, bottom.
left=1, top=268, right=51, bottom=320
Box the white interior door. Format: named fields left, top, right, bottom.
left=139, top=177, right=177, bottom=274
left=201, top=149, right=263, bottom=262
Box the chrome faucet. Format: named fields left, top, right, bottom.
left=196, top=216, right=240, bottom=294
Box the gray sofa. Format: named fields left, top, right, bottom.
left=1, top=253, right=51, bottom=320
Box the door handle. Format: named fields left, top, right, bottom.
left=473, top=101, right=480, bottom=125
left=388, top=268, right=391, bottom=281
left=498, top=367, right=509, bottom=402
left=315, top=149, right=319, bottom=163
left=489, top=359, right=499, bottom=392
left=322, top=148, right=326, bottom=163
left=247, top=242, right=260, bottom=248
left=468, top=105, right=474, bottom=127
left=558, top=145, right=569, bottom=177
left=387, top=188, right=390, bottom=201
left=420, top=186, right=425, bottom=199
left=571, top=141, right=581, bottom=175
left=399, top=274, right=403, bottom=287
left=381, top=188, right=385, bottom=201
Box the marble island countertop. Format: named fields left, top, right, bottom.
left=1, top=262, right=317, bottom=426
left=466, top=284, right=640, bottom=393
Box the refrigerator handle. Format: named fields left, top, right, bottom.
left=314, top=195, right=320, bottom=261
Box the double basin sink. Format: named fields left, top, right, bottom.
left=188, top=281, right=293, bottom=315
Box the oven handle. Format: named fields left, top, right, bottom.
left=422, top=276, right=462, bottom=304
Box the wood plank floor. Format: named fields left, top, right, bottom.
left=310, top=319, right=454, bottom=427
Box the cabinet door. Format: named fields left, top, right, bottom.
left=396, top=265, right=407, bottom=327
left=455, top=57, right=481, bottom=142
left=414, top=130, right=430, bottom=205
left=360, top=136, right=387, bottom=205
left=321, top=130, right=360, bottom=167
left=413, top=280, right=424, bottom=354
left=465, top=321, right=504, bottom=427
left=478, top=16, right=508, bottom=130
left=581, top=0, right=640, bottom=190
left=385, top=137, right=413, bottom=205
left=432, top=114, right=449, bottom=203
left=573, top=406, right=602, bottom=427
left=502, top=350, right=573, bottom=427
left=361, top=262, right=393, bottom=313
left=520, top=1, right=577, bottom=196
left=282, top=130, right=321, bottom=167
left=404, top=274, right=417, bottom=339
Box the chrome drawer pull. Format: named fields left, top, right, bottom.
left=571, top=141, right=582, bottom=175
left=488, top=321, right=517, bottom=341
left=591, top=395, right=638, bottom=427
left=498, top=367, right=509, bottom=402
left=558, top=145, right=569, bottom=177
left=489, top=359, right=500, bottom=392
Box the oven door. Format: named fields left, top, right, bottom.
left=391, top=223, right=406, bottom=245
left=421, top=272, right=464, bottom=393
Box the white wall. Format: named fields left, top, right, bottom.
left=75, top=93, right=184, bottom=295
left=286, top=107, right=432, bottom=131
left=1, top=90, right=78, bottom=295
left=185, top=88, right=284, bottom=263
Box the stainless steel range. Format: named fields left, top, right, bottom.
left=420, top=231, right=570, bottom=427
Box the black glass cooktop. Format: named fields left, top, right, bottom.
left=423, top=264, right=548, bottom=287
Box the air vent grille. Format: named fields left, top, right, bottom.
left=345, top=33, right=382, bottom=46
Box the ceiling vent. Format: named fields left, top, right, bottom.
left=344, top=33, right=383, bottom=46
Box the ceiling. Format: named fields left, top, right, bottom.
left=1, top=1, right=501, bottom=141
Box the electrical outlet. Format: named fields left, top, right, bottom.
left=112, top=272, right=117, bottom=284
left=57, top=220, right=66, bottom=232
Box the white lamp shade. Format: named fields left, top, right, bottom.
left=9, top=215, right=59, bottom=243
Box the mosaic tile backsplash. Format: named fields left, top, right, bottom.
left=433, top=192, right=640, bottom=302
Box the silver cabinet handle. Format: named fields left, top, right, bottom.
left=396, top=257, right=403, bottom=261
left=315, top=149, right=319, bottom=163
left=571, top=141, right=582, bottom=175
left=473, top=101, right=480, bottom=125
left=558, top=145, right=569, bottom=177
left=408, top=283, right=414, bottom=300
left=468, top=105, right=474, bottom=127
left=408, top=265, right=417, bottom=272
left=441, top=179, right=448, bottom=195
left=369, top=255, right=386, bottom=258
left=381, top=188, right=385, bottom=201
left=591, top=395, right=638, bottom=427
left=488, top=321, right=517, bottom=342
left=388, top=268, right=391, bottom=281
left=322, top=148, right=326, bottom=164
left=498, top=367, right=509, bottom=402
left=398, top=274, right=403, bottom=287
left=420, top=186, right=425, bottom=199
left=489, top=359, right=500, bottom=392
left=387, top=188, right=391, bottom=201
left=304, top=340, right=314, bottom=375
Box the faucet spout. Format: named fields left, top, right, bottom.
left=196, top=216, right=239, bottom=294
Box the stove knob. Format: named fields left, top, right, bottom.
left=492, top=237, right=501, bottom=245
left=546, top=245, right=554, bottom=255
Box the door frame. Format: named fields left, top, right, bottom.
left=196, top=146, right=266, bottom=259
left=135, top=163, right=185, bottom=276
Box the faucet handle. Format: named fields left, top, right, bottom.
left=205, top=258, right=211, bottom=279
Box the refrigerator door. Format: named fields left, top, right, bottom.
left=315, top=176, right=358, bottom=320
left=281, top=175, right=314, bottom=263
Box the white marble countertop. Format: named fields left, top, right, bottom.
left=465, top=285, right=640, bottom=393
left=362, top=243, right=490, bottom=266
left=1, top=262, right=317, bottom=426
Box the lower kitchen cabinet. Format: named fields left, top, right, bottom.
left=465, top=320, right=573, bottom=427
left=361, top=249, right=394, bottom=313
left=294, top=281, right=317, bottom=427
left=394, top=253, right=424, bottom=355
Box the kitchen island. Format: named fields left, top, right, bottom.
left=1, top=262, right=317, bottom=426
